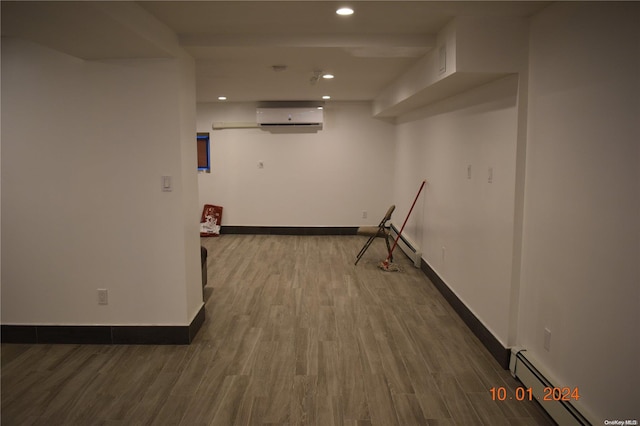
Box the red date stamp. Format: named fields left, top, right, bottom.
left=490, top=386, right=580, bottom=401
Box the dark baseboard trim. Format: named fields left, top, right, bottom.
left=188, top=303, right=206, bottom=342
left=221, top=226, right=358, bottom=235
left=1, top=304, right=206, bottom=345
left=420, top=259, right=511, bottom=369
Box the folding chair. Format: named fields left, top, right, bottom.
left=355, top=205, right=395, bottom=265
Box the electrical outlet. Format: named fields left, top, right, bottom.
left=488, top=167, right=494, bottom=184
left=98, top=289, right=108, bottom=305
left=362, top=210, right=367, bottom=219
left=467, top=165, right=472, bottom=179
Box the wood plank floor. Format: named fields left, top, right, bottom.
left=1, top=235, right=555, bottom=425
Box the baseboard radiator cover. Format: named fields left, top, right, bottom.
left=510, top=348, right=592, bottom=426
left=389, top=223, right=422, bottom=268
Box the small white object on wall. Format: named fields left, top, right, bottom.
left=162, top=176, right=172, bottom=192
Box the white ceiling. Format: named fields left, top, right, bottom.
left=2, top=1, right=549, bottom=103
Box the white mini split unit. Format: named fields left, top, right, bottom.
left=256, top=107, right=323, bottom=129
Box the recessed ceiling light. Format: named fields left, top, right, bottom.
left=336, top=7, right=354, bottom=16
left=322, top=74, right=335, bottom=79
left=322, top=95, right=331, bottom=100
left=218, top=96, right=227, bottom=101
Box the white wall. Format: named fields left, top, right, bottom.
left=394, top=74, right=521, bottom=347
left=1, top=38, right=201, bottom=326
left=197, top=102, right=395, bottom=227
left=519, top=2, right=639, bottom=421
left=176, top=54, right=204, bottom=324
left=392, top=2, right=639, bottom=422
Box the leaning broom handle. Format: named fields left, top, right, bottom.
left=384, top=180, right=426, bottom=264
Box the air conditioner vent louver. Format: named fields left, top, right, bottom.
left=256, top=107, right=323, bottom=128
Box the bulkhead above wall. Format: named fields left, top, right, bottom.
left=373, top=16, right=529, bottom=118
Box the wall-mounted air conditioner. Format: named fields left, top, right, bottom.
left=256, top=107, right=323, bottom=129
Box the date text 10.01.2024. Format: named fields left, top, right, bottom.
left=490, top=386, right=580, bottom=401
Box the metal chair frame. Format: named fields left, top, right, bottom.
left=354, top=205, right=395, bottom=265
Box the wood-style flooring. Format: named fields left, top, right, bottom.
left=1, top=234, right=554, bottom=425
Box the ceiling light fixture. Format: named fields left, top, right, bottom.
left=322, top=95, right=331, bottom=100
left=336, top=7, right=354, bottom=16
left=322, top=73, right=335, bottom=79
left=218, top=96, right=227, bottom=101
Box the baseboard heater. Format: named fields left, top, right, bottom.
left=389, top=223, right=422, bottom=268
left=510, top=348, right=592, bottom=426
